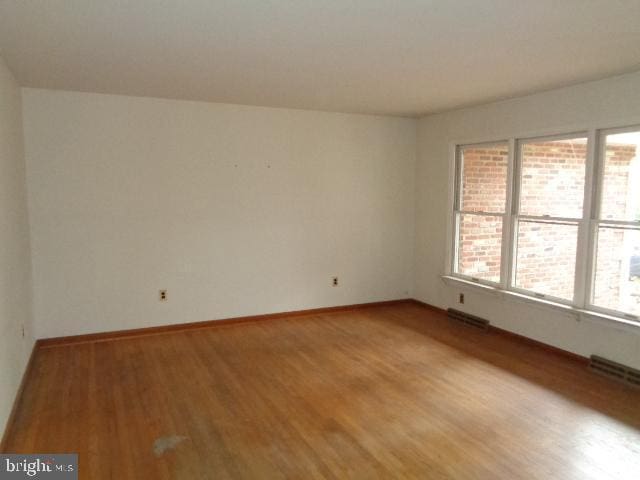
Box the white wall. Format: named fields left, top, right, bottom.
left=416, top=71, right=640, bottom=369
left=18, top=70, right=640, bottom=371
left=0, top=57, right=34, bottom=435
left=22, top=89, right=416, bottom=339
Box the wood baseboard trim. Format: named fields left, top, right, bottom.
left=488, top=324, right=589, bottom=365
left=0, top=340, right=40, bottom=453
left=409, top=298, right=589, bottom=365
left=408, top=298, right=447, bottom=314
left=38, top=299, right=414, bottom=348
left=37, top=296, right=588, bottom=361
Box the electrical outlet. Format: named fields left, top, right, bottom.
left=459, top=293, right=464, bottom=304
left=159, top=289, right=167, bottom=301
left=332, top=276, right=339, bottom=287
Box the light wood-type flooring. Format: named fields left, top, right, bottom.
left=3, top=302, right=640, bottom=479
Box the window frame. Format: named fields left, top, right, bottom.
left=448, top=125, right=640, bottom=324
left=508, top=132, right=590, bottom=306
left=584, top=125, right=640, bottom=321
left=451, top=140, right=510, bottom=288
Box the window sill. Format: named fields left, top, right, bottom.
left=440, top=275, right=640, bottom=333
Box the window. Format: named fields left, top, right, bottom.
left=454, top=143, right=508, bottom=283
left=450, top=126, right=640, bottom=323
left=590, top=129, right=640, bottom=318
left=513, top=135, right=587, bottom=302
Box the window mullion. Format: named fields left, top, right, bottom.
left=583, top=129, right=605, bottom=310
left=573, top=129, right=598, bottom=308
left=503, top=138, right=518, bottom=290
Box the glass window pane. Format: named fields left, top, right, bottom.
left=592, top=227, right=640, bottom=317
left=460, top=144, right=508, bottom=213
left=600, top=131, right=640, bottom=221
left=457, top=214, right=502, bottom=283
left=514, top=221, right=578, bottom=300
left=519, top=137, right=587, bottom=218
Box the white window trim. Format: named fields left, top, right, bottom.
left=445, top=122, right=640, bottom=328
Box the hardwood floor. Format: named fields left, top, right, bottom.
left=3, top=303, right=640, bottom=479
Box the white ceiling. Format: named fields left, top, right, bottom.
left=1, top=1, right=640, bottom=117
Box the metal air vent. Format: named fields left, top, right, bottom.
left=447, top=308, right=489, bottom=330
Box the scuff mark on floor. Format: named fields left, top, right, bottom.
left=153, top=435, right=188, bottom=457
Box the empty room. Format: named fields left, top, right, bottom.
left=1, top=1, right=640, bottom=478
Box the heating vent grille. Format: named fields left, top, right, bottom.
left=447, top=309, right=489, bottom=330
left=589, top=355, right=640, bottom=388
